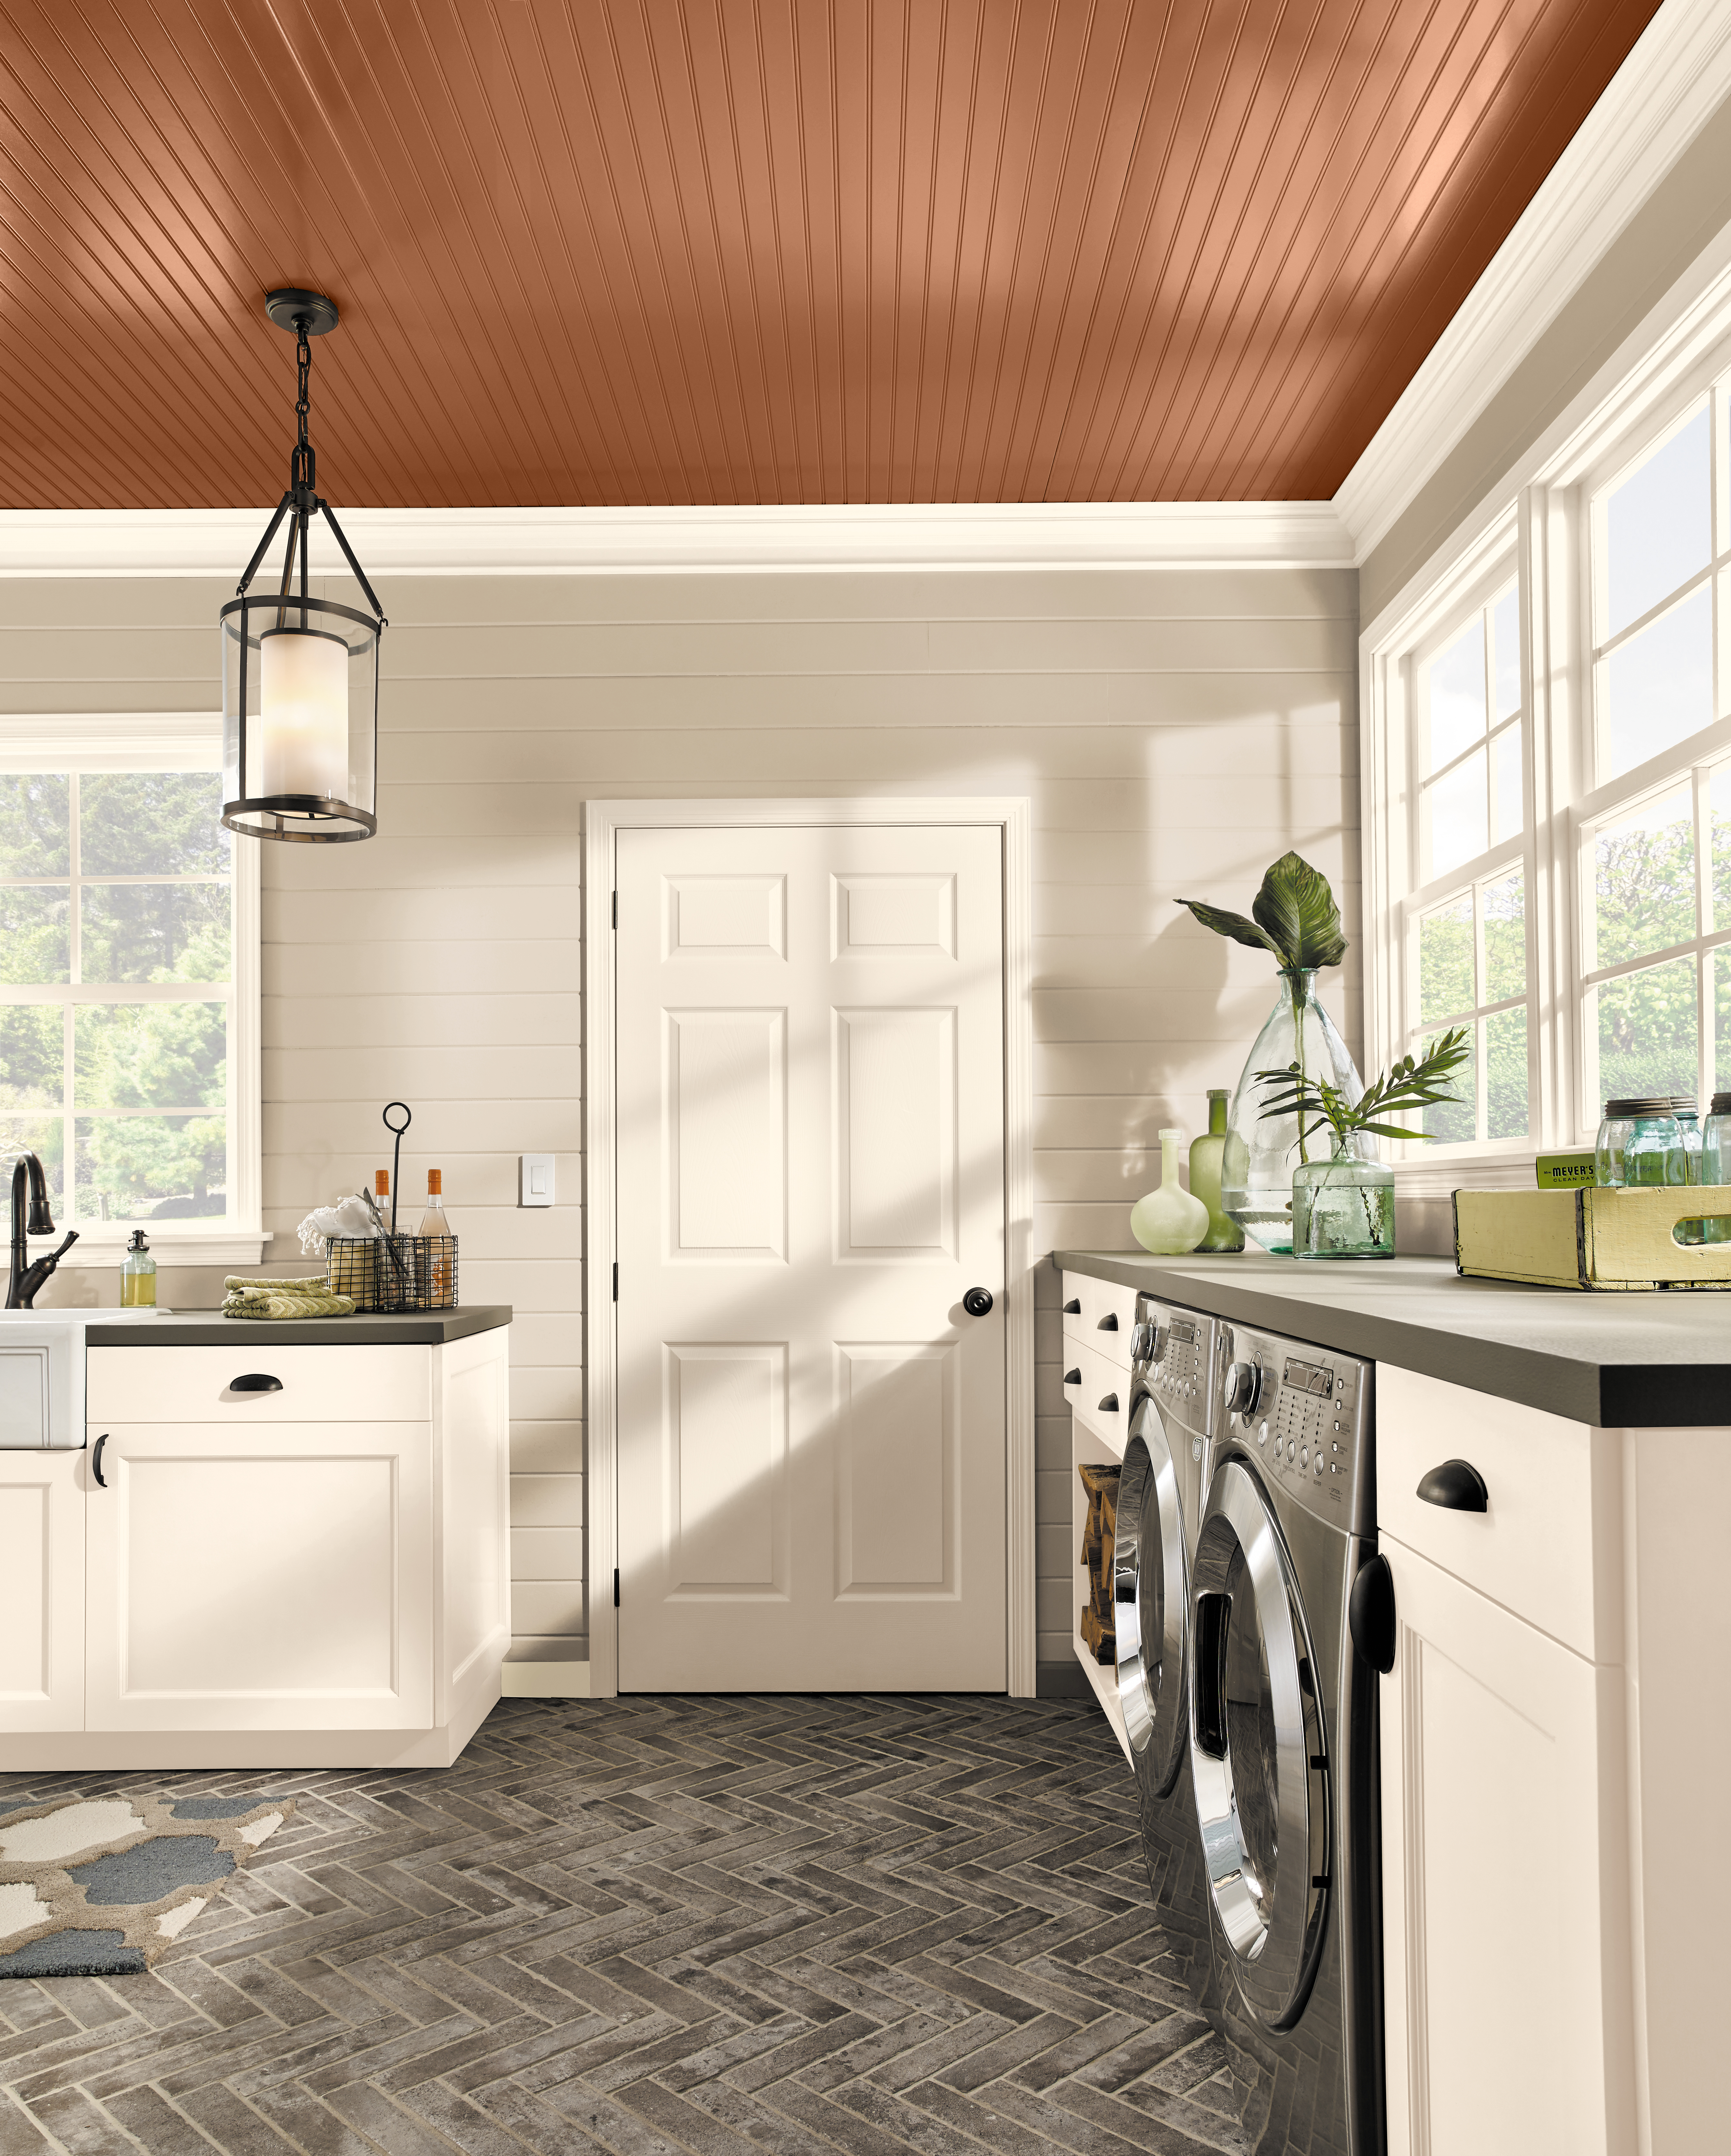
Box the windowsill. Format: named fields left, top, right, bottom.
left=1393, top=1150, right=1540, bottom=1200
left=47, top=1227, right=273, bottom=1269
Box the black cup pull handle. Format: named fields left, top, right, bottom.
left=1064, top=1367, right=1082, bottom=1386
left=230, top=1373, right=284, bottom=1394
left=1349, top=1552, right=1396, bottom=1673
left=1063, top=1297, right=1082, bottom=1315
left=1097, top=1393, right=1119, bottom=1414
left=1416, top=1458, right=1488, bottom=1512
left=91, top=1434, right=108, bottom=1488
left=1096, top=1311, right=1118, bottom=1330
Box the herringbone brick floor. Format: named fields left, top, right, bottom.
left=0, top=1695, right=1252, bottom=2156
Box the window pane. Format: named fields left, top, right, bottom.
left=1606, top=407, right=1710, bottom=638
left=1487, top=1007, right=1528, bottom=1140
left=0, top=1116, right=63, bottom=1203
left=1491, top=585, right=1520, bottom=719
left=1604, top=584, right=1713, bottom=779
left=1419, top=896, right=1474, bottom=1022
left=1484, top=871, right=1526, bottom=1003
left=1427, top=618, right=1486, bottom=772
left=1492, top=724, right=1523, bottom=842
left=1594, top=787, right=1695, bottom=967
left=1716, top=946, right=1731, bottom=1107
left=73, top=1003, right=225, bottom=1112
left=80, top=886, right=231, bottom=985
left=79, top=773, right=228, bottom=876
left=0, top=1008, right=63, bottom=1106
left=1711, top=765, right=1731, bottom=930
left=1595, top=954, right=1698, bottom=1107
left=0, top=888, right=70, bottom=983
left=75, top=1115, right=226, bottom=1221
left=1426, top=751, right=1488, bottom=879
left=1419, top=1028, right=1476, bottom=1142
left=0, top=775, right=70, bottom=878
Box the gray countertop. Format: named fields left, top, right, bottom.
left=85, top=1305, right=512, bottom=1348
left=1053, top=1250, right=1731, bottom=1427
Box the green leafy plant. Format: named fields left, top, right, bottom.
left=1176, top=851, right=1348, bottom=974
left=1255, top=1027, right=1473, bottom=1157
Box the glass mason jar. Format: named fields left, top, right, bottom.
left=1222, top=970, right=1367, bottom=1255
left=1669, top=1097, right=1702, bottom=1184
left=1701, top=1091, right=1731, bottom=1242
left=1622, top=1099, right=1684, bottom=1187
left=1291, top=1148, right=1395, bottom=1259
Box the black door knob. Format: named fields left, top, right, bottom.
left=962, top=1287, right=994, bottom=1316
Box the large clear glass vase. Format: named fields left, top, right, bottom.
left=1221, top=970, right=1368, bottom=1255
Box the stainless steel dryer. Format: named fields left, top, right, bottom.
left=1113, top=1293, right=1223, bottom=2014
left=1188, top=1321, right=1388, bottom=2156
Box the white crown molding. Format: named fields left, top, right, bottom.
left=1334, top=0, right=1731, bottom=564
left=0, top=499, right=1353, bottom=578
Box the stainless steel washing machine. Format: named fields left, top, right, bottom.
left=1188, top=1320, right=1388, bottom=2156
left=1113, top=1293, right=1224, bottom=2014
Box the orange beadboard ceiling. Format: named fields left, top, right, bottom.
left=1, top=0, right=1661, bottom=511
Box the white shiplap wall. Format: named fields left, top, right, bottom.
left=3, top=565, right=1358, bottom=1679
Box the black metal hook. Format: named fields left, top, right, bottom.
left=383, top=1101, right=411, bottom=1235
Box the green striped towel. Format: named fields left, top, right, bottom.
left=222, top=1275, right=356, bottom=1320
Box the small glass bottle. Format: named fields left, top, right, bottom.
left=1130, top=1130, right=1210, bottom=1256
left=1669, top=1097, right=1702, bottom=1184
left=417, top=1169, right=455, bottom=1306
left=120, top=1228, right=156, bottom=1308
left=1187, top=1090, right=1245, bottom=1253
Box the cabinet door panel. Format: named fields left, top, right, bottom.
left=0, top=1450, right=84, bottom=1733
left=1380, top=1533, right=1630, bottom=2156
left=86, top=1424, right=432, bottom=1731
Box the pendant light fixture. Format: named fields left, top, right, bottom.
left=221, top=289, right=385, bottom=842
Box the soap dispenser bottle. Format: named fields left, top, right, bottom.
left=120, top=1228, right=156, bottom=1307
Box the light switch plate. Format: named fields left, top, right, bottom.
left=519, top=1153, right=555, bottom=1207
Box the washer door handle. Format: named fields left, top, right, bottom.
left=1349, top=1553, right=1396, bottom=1673
left=1416, top=1458, right=1488, bottom=1512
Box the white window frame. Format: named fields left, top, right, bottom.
left=0, top=712, right=267, bottom=1267
left=1362, top=233, right=1731, bottom=1203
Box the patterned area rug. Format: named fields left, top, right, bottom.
left=0, top=1792, right=292, bottom=1977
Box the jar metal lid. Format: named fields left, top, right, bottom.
left=1711, top=1093, right=1731, bottom=1116
left=1603, top=1097, right=1681, bottom=1118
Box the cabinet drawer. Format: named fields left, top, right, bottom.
left=1063, top=1336, right=1130, bottom=1460
left=1376, top=1364, right=1618, bottom=1661
left=86, top=1343, right=432, bottom=1426
left=1061, top=1272, right=1137, bottom=1369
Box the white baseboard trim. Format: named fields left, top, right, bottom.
left=501, top=1653, right=592, bottom=1699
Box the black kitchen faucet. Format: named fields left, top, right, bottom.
left=7, top=1152, right=78, bottom=1308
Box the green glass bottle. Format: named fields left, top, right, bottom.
left=1188, top=1089, right=1245, bottom=1253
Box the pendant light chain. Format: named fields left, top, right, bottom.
left=291, top=315, right=315, bottom=495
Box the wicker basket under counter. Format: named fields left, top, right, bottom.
left=326, top=1234, right=458, bottom=1311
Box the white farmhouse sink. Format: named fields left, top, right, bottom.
left=0, top=1309, right=165, bottom=1447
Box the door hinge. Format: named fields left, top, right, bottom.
left=613, top=1567, right=620, bottom=1608
left=612, top=1261, right=618, bottom=1300
left=611, top=889, right=617, bottom=928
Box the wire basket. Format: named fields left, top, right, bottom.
left=326, top=1235, right=458, bottom=1312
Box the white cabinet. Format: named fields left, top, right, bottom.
left=0, top=1448, right=84, bottom=1732
left=0, top=1322, right=509, bottom=1769
left=84, top=1422, right=433, bottom=1732
left=1378, top=1533, right=1627, bottom=2156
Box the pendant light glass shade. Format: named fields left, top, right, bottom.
left=221, top=288, right=386, bottom=845
left=222, top=597, right=379, bottom=840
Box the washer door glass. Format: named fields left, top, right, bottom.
left=1188, top=1458, right=1329, bottom=2028
left=1114, top=1404, right=1187, bottom=1797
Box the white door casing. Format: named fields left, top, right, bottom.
left=588, top=798, right=1034, bottom=1698
left=0, top=1448, right=84, bottom=1732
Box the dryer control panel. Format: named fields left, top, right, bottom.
left=1133, top=1294, right=1214, bottom=1441
left=1216, top=1325, right=1370, bottom=1534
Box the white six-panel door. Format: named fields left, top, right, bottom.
left=614, top=823, right=1007, bottom=1691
